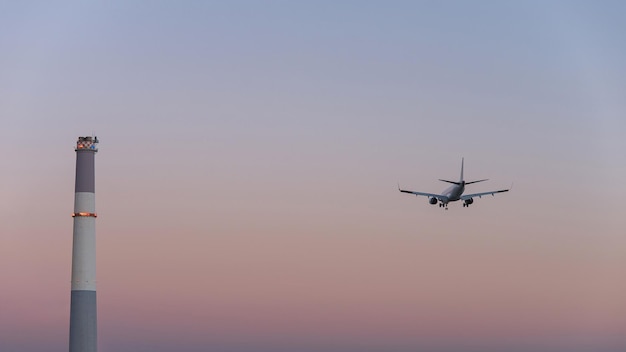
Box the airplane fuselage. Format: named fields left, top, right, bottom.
left=441, top=183, right=464, bottom=202
left=441, top=181, right=466, bottom=202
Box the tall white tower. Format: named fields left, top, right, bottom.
left=69, top=136, right=98, bottom=352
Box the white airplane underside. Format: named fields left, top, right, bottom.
left=399, top=158, right=509, bottom=210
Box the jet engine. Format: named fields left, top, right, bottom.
left=463, top=198, right=474, bottom=206
left=429, top=197, right=438, bottom=205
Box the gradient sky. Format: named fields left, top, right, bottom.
left=1, top=1, right=625, bottom=351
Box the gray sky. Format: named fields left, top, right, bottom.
left=1, top=1, right=625, bottom=351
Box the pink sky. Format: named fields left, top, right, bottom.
left=1, top=1, right=625, bottom=351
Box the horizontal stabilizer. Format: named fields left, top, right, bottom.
left=438, top=179, right=461, bottom=185
left=465, top=179, right=488, bottom=185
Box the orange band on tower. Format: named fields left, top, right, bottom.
left=72, top=212, right=98, bottom=218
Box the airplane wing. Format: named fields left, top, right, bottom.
left=398, top=187, right=447, bottom=201
left=460, top=189, right=509, bottom=200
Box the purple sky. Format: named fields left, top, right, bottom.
left=1, top=1, right=625, bottom=351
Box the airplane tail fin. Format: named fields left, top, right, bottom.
left=460, top=158, right=489, bottom=185
left=460, top=157, right=464, bottom=182
left=440, top=158, right=466, bottom=185
left=441, top=159, right=487, bottom=185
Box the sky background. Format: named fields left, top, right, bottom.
left=1, top=1, right=625, bottom=351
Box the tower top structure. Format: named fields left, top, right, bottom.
left=76, top=136, right=99, bottom=151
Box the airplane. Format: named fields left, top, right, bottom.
left=398, top=158, right=509, bottom=210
